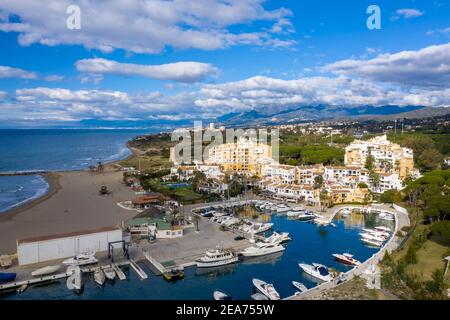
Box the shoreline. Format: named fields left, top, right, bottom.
left=0, top=137, right=142, bottom=218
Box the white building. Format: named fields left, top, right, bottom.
left=17, top=227, right=123, bottom=265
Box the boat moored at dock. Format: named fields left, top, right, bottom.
left=299, top=263, right=332, bottom=282
left=240, top=242, right=285, bottom=257
left=31, top=265, right=60, bottom=277
left=0, top=272, right=16, bottom=284
left=213, top=291, right=233, bottom=300
left=196, top=248, right=239, bottom=268
left=332, top=253, right=361, bottom=266
left=94, top=268, right=105, bottom=286
left=252, top=278, right=280, bottom=300
left=292, top=281, right=308, bottom=293
left=63, top=251, right=98, bottom=266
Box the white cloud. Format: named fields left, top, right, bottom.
left=395, top=8, right=424, bottom=19
left=426, top=27, right=450, bottom=36
left=323, top=43, right=450, bottom=89
left=75, top=58, right=218, bottom=83
left=0, top=65, right=37, bottom=79
left=0, top=0, right=295, bottom=54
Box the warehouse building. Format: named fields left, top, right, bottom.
left=17, top=226, right=123, bottom=265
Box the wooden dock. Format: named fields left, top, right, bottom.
left=0, top=261, right=130, bottom=293
left=129, top=259, right=148, bottom=280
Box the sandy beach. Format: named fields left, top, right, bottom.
left=0, top=169, right=137, bottom=254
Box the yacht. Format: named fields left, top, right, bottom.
left=240, top=242, right=285, bottom=257
left=375, top=226, right=392, bottom=232
left=361, top=238, right=383, bottom=247
left=63, top=251, right=98, bottom=266
left=298, top=263, right=332, bottom=282
left=296, top=211, right=316, bottom=221
left=252, top=279, right=280, bottom=300
left=244, top=222, right=273, bottom=235
left=359, top=232, right=385, bottom=243
left=251, top=293, right=269, bottom=300
left=292, top=281, right=308, bottom=293
left=332, top=253, right=361, bottom=266
left=362, top=228, right=390, bottom=239
left=276, top=205, right=291, bottom=214
left=196, top=248, right=239, bottom=268
left=263, top=231, right=291, bottom=244
left=213, top=291, right=233, bottom=301
left=314, top=217, right=332, bottom=226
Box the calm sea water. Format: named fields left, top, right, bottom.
left=0, top=129, right=151, bottom=213
left=2, top=214, right=394, bottom=300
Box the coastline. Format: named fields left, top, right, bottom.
left=0, top=172, right=61, bottom=223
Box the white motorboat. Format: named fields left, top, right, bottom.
left=240, top=242, right=285, bottom=257
left=66, top=266, right=83, bottom=292
left=213, top=211, right=229, bottom=218
left=252, top=279, right=280, bottom=300
left=362, top=228, right=390, bottom=239
left=221, top=217, right=240, bottom=227
left=251, top=293, right=269, bottom=300
left=339, top=208, right=351, bottom=216
left=249, top=222, right=274, bottom=235
left=213, top=291, right=233, bottom=301
left=276, top=206, right=291, bottom=214
left=286, top=211, right=300, bottom=218
left=298, top=263, right=332, bottom=282
left=94, top=268, right=105, bottom=286
left=296, top=211, right=316, bottom=221
left=314, top=217, right=332, bottom=226
left=375, top=226, right=392, bottom=232
left=103, top=267, right=116, bottom=280
left=263, top=231, right=290, bottom=244
left=292, top=281, right=308, bottom=293
left=378, top=212, right=394, bottom=221
left=361, top=238, right=383, bottom=247
left=196, top=248, right=239, bottom=268
left=359, top=232, right=385, bottom=243
left=31, top=265, right=60, bottom=277
left=63, top=251, right=98, bottom=266
left=332, top=253, right=361, bottom=266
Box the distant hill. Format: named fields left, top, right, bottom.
left=217, top=105, right=431, bottom=126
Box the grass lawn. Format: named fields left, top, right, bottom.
left=406, top=235, right=450, bottom=283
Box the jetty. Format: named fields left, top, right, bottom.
left=143, top=251, right=167, bottom=275
left=129, top=259, right=148, bottom=280
left=112, top=263, right=126, bottom=280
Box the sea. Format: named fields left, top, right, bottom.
left=0, top=129, right=151, bottom=213
left=2, top=214, right=393, bottom=300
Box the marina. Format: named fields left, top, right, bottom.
left=0, top=202, right=402, bottom=300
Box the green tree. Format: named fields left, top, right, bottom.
left=365, top=149, right=375, bottom=170
left=380, top=189, right=401, bottom=204
left=313, top=175, right=324, bottom=190
left=405, top=245, right=418, bottom=264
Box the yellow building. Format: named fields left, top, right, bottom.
left=206, top=138, right=272, bottom=175
left=344, top=135, right=415, bottom=180
left=327, top=187, right=372, bottom=205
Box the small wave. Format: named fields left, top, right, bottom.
left=0, top=175, right=49, bottom=213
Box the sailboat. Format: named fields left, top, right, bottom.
left=66, top=266, right=83, bottom=293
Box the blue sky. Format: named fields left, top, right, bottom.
left=0, top=0, right=449, bottom=128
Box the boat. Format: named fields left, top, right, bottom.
left=31, top=265, right=61, bottom=277
left=362, top=228, right=390, bottom=239
left=245, top=222, right=273, bottom=235
left=332, top=253, right=361, bottom=266
left=94, top=268, right=105, bottom=286
left=251, top=293, right=269, bottom=300
left=292, top=281, right=308, bottom=293
left=298, top=263, right=332, bottom=282
left=103, top=267, right=116, bottom=280
left=314, top=217, right=332, bottom=226
left=339, top=208, right=351, bottom=216
left=252, top=279, right=280, bottom=300
left=375, top=226, right=392, bottom=232
left=66, top=266, right=83, bottom=292
left=361, top=238, right=383, bottom=247
left=296, top=211, right=316, bottom=221
left=240, top=242, right=285, bottom=257
left=0, top=272, right=16, bottom=283
left=213, top=291, right=233, bottom=301
left=163, top=268, right=185, bottom=281
left=63, top=251, right=98, bottom=266
left=196, top=248, right=239, bottom=268
left=359, top=232, right=385, bottom=243
left=263, top=231, right=290, bottom=244
left=286, top=211, right=300, bottom=218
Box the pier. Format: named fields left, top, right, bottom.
left=129, top=259, right=148, bottom=280
left=143, top=251, right=167, bottom=275
left=0, top=261, right=133, bottom=293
